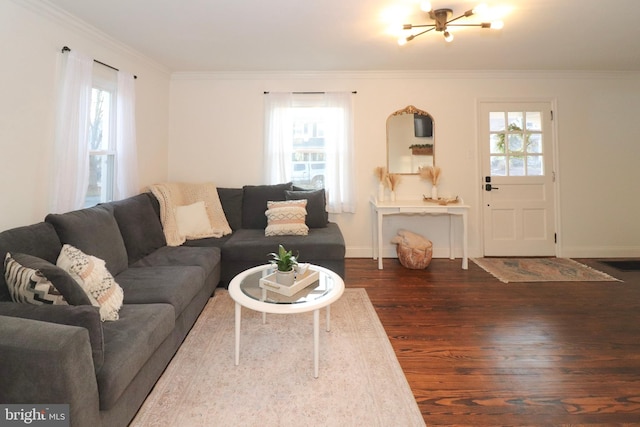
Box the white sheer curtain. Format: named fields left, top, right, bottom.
left=114, top=71, right=139, bottom=199
left=323, top=92, right=355, bottom=213
left=264, top=92, right=294, bottom=184
left=50, top=50, right=93, bottom=213
left=264, top=92, right=355, bottom=213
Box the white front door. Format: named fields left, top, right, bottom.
left=479, top=101, right=557, bottom=256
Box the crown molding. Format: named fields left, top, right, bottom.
left=171, top=69, right=640, bottom=81
left=12, top=0, right=170, bottom=77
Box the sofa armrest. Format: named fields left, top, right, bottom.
left=0, top=315, right=100, bottom=427
left=0, top=302, right=104, bottom=372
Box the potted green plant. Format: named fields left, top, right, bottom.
left=268, top=244, right=298, bottom=285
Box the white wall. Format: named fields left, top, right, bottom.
left=169, top=71, right=640, bottom=259
left=4, top=1, right=640, bottom=259
left=0, top=0, right=171, bottom=231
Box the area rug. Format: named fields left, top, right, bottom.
left=472, top=257, right=621, bottom=283
left=130, top=288, right=425, bottom=427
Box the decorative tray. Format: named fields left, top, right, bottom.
left=259, top=269, right=320, bottom=297
left=422, top=195, right=460, bottom=205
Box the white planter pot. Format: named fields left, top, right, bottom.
left=275, top=269, right=295, bottom=286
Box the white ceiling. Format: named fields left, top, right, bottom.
left=46, top=0, right=640, bottom=73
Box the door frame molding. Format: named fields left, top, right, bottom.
left=475, top=97, right=562, bottom=257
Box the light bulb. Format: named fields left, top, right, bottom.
left=444, top=31, right=454, bottom=42
left=420, top=1, right=432, bottom=12
left=398, top=35, right=415, bottom=46
left=490, top=20, right=504, bottom=30
left=473, top=3, right=489, bottom=15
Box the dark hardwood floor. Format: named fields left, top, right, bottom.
left=344, top=257, right=640, bottom=426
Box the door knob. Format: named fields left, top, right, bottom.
left=485, top=184, right=499, bottom=191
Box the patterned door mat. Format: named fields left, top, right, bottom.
left=472, top=257, right=621, bottom=283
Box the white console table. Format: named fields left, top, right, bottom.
left=370, top=198, right=469, bottom=270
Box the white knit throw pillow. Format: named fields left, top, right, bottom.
left=57, top=244, right=124, bottom=321
left=175, top=201, right=214, bottom=239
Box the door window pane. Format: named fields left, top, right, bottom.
left=507, top=111, right=523, bottom=128
left=527, top=134, right=543, bottom=153
left=525, top=112, right=542, bottom=131
left=489, top=110, right=545, bottom=177
left=490, top=156, right=507, bottom=176
left=508, top=134, right=524, bottom=152
left=509, top=157, right=525, bottom=176
left=527, top=156, right=544, bottom=176
left=489, top=112, right=505, bottom=131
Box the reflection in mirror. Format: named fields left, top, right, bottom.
left=387, top=105, right=434, bottom=174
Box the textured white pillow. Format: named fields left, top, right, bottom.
left=265, top=200, right=309, bottom=236
left=4, top=253, right=67, bottom=305
left=175, top=201, right=213, bottom=239
left=56, top=244, right=124, bottom=321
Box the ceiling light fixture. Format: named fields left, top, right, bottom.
left=398, top=2, right=504, bottom=45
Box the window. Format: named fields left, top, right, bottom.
left=488, top=111, right=543, bottom=176
left=51, top=49, right=137, bottom=214
left=264, top=92, right=355, bottom=213
left=87, top=75, right=117, bottom=207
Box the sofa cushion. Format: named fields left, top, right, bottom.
left=4, top=253, right=67, bottom=305
left=97, top=303, right=174, bottom=410
left=0, top=222, right=63, bottom=302
left=115, top=266, right=205, bottom=319
left=241, top=183, right=292, bottom=229
left=285, top=189, right=329, bottom=228
left=45, top=205, right=129, bottom=276
left=217, top=187, right=243, bottom=231
left=7, top=253, right=91, bottom=306
left=0, top=302, right=104, bottom=372
left=264, top=200, right=309, bottom=236
left=57, top=245, right=124, bottom=322
left=108, top=193, right=166, bottom=266
left=223, top=223, right=345, bottom=262
left=130, top=246, right=220, bottom=279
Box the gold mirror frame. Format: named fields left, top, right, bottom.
left=386, top=105, right=435, bottom=175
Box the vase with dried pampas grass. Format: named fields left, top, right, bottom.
left=386, top=173, right=401, bottom=201
left=419, top=166, right=442, bottom=200
left=374, top=166, right=387, bottom=201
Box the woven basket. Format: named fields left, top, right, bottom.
left=396, top=243, right=433, bottom=269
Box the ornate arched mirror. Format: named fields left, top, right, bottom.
left=387, top=105, right=435, bottom=174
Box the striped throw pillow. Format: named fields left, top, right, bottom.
left=265, top=200, right=309, bottom=236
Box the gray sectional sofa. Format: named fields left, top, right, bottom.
left=0, top=183, right=345, bottom=427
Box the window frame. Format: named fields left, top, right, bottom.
left=86, top=69, right=117, bottom=207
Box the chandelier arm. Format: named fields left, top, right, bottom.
left=445, top=13, right=469, bottom=26
left=413, top=27, right=436, bottom=38
left=447, top=24, right=485, bottom=27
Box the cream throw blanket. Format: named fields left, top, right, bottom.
left=150, top=182, right=232, bottom=246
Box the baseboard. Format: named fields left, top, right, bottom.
left=560, top=246, right=640, bottom=258
left=345, top=245, right=470, bottom=259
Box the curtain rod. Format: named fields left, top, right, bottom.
left=61, top=46, right=137, bottom=79
left=263, top=91, right=357, bottom=94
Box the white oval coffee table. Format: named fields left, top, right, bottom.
left=228, top=264, right=344, bottom=378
